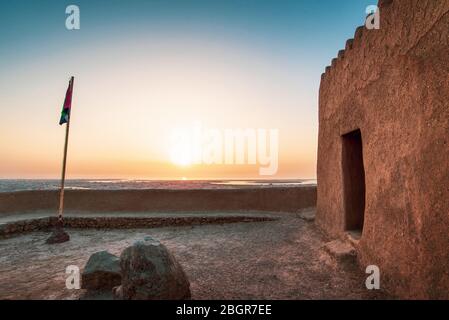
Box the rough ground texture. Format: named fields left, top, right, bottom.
left=0, top=209, right=390, bottom=300
left=317, top=0, right=449, bottom=299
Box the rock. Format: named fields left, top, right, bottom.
left=82, top=251, right=121, bottom=290
left=296, top=208, right=315, bottom=222
left=112, top=285, right=123, bottom=300
left=79, top=289, right=114, bottom=300
left=113, top=236, right=191, bottom=300
left=46, top=227, right=70, bottom=244
left=323, top=240, right=357, bottom=265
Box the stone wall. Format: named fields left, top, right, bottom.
left=0, top=215, right=275, bottom=239
left=317, top=0, right=449, bottom=299
left=0, top=187, right=316, bottom=214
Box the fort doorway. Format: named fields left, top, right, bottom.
left=342, top=129, right=366, bottom=237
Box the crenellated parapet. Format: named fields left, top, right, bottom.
left=319, top=0, right=449, bottom=110
left=321, top=0, right=396, bottom=83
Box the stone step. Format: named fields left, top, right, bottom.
left=322, top=239, right=357, bottom=265
left=296, top=208, right=316, bottom=222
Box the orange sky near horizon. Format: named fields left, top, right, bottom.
left=0, top=0, right=377, bottom=180
left=0, top=23, right=319, bottom=181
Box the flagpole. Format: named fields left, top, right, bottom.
left=47, top=76, right=73, bottom=244
left=58, top=76, right=74, bottom=225
left=58, top=99, right=71, bottom=225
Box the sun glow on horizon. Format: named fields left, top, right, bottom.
left=170, top=146, right=193, bottom=167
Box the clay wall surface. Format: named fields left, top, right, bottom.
left=317, top=0, right=449, bottom=298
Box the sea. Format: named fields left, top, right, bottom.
left=0, top=179, right=317, bottom=193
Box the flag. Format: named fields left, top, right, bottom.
left=59, top=77, right=74, bottom=125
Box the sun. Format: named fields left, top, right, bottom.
left=170, top=146, right=192, bottom=167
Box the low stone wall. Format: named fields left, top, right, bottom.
left=0, top=215, right=276, bottom=239
left=0, top=187, right=316, bottom=214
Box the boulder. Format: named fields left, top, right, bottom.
left=82, top=251, right=121, bottom=290
left=113, top=236, right=191, bottom=300
left=46, top=227, right=70, bottom=244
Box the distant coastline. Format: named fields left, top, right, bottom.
left=0, top=179, right=317, bottom=193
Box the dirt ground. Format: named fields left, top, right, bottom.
left=0, top=209, right=391, bottom=300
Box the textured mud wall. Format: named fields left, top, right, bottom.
left=317, top=0, right=449, bottom=299
left=0, top=187, right=316, bottom=214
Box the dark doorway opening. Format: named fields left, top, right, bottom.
left=342, top=129, right=366, bottom=235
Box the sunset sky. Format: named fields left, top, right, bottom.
left=0, top=0, right=373, bottom=180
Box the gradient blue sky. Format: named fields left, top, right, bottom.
left=0, top=0, right=374, bottom=179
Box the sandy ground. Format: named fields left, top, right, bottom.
left=0, top=210, right=390, bottom=300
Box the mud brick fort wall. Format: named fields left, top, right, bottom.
left=316, top=0, right=449, bottom=299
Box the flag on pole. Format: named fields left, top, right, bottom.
left=59, top=77, right=74, bottom=125
left=47, top=76, right=74, bottom=244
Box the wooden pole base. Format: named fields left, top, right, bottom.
left=46, top=219, right=70, bottom=244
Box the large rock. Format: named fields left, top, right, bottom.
left=113, top=236, right=190, bottom=300
left=82, top=251, right=121, bottom=290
